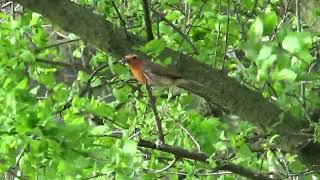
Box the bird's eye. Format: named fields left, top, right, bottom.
left=133, top=55, right=137, bottom=59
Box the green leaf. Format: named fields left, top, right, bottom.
left=270, top=0, right=279, bottom=3
left=282, top=34, right=301, bottom=53
left=19, top=49, right=35, bottom=63
left=16, top=78, right=29, bottom=89
left=77, top=71, right=89, bottom=82
left=30, top=12, right=42, bottom=26
left=248, top=17, right=263, bottom=41
left=297, top=50, right=315, bottom=64
left=123, top=140, right=137, bottom=155
left=243, top=0, right=255, bottom=11
left=139, top=39, right=167, bottom=56
left=165, top=11, right=181, bottom=21
left=261, top=12, right=278, bottom=35
left=257, top=45, right=273, bottom=61
left=275, top=68, right=297, bottom=82
left=257, top=68, right=268, bottom=81
left=32, top=27, right=48, bottom=46
left=86, top=101, right=114, bottom=117
left=282, top=32, right=312, bottom=53
left=113, top=86, right=130, bottom=102
left=91, top=125, right=109, bottom=135
left=72, top=48, right=82, bottom=58
left=90, top=52, right=106, bottom=67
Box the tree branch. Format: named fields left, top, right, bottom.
left=104, top=130, right=275, bottom=180
left=145, top=82, right=165, bottom=145
left=13, top=0, right=320, bottom=167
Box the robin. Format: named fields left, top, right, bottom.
left=124, top=54, right=202, bottom=87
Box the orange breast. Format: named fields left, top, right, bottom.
left=130, top=65, right=145, bottom=84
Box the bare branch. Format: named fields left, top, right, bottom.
left=151, top=8, right=198, bottom=54
left=35, top=58, right=82, bottom=70
left=102, top=130, right=275, bottom=180
left=145, top=82, right=165, bottom=145
left=271, top=0, right=292, bottom=40
left=152, top=156, right=178, bottom=173
left=185, top=0, right=208, bottom=35
left=233, top=1, right=246, bottom=41
left=58, top=64, right=109, bottom=113
left=111, top=1, right=129, bottom=40
left=296, top=0, right=301, bottom=32
left=175, top=120, right=201, bottom=152
left=36, top=38, right=81, bottom=52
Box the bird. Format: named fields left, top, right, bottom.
left=124, top=54, right=198, bottom=87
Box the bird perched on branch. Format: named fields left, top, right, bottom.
left=124, top=54, right=202, bottom=87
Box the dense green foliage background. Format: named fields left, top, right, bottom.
left=0, top=0, right=320, bottom=179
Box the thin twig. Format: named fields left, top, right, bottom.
left=128, top=130, right=141, bottom=140
left=58, top=64, right=109, bottom=113
left=272, top=150, right=290, bottom=178
left=251, top=0, right=258, bottom=14
left=175, top=121, right=201, bottom=152
left=35, top=58, right=86, bottom=71
left=221, top=0, right=230, bottom=71
left=300, top=81, right=306, bottom=110
left=80, top=64, right=109, bottom=96
left=289, top=93, right=312, bottom=125
left=233, top=1, right=246, bottom=41
left=82, top=173, right=109, bottom=180
left=111, top=1, right=129, bottom=39
left=152, top=156, right=178, bottom=173
left=11, top=2, right=15, bottom=19
left=289, top=170, right=316, bottom=177
left=15, top=148, right=27, bottom=167
left=267, top=81, right=278, bottom=97
left=183, top=2, right=189, bottom=33
left=177, top=0, right=207, bottom=54
left=271, top=0, right=291, bottom=40
left=156, top=15, right=160, bottom=39
left=295, top=0, right=308, bottom=126
left=151, top=8, right=198, bottom=54
left=185, top=0, right=208, bottom=36
left=259, top=152, right=265, bottom=173
left=196, top=171, right=233, bottom=176
left=145, top=82, right=165, bottom=145
left=1, top=1, right=12, bottom=9
left=164, top=3, right=186, bottom=15
left=141, top=0, right=154, bottom=41
left=36, top=39, right=81, bottom=52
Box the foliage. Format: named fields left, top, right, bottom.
left=0, top=0, right=320, bottom=179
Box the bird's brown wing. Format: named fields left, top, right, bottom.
left=144, top=62, right=183, bottom=80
